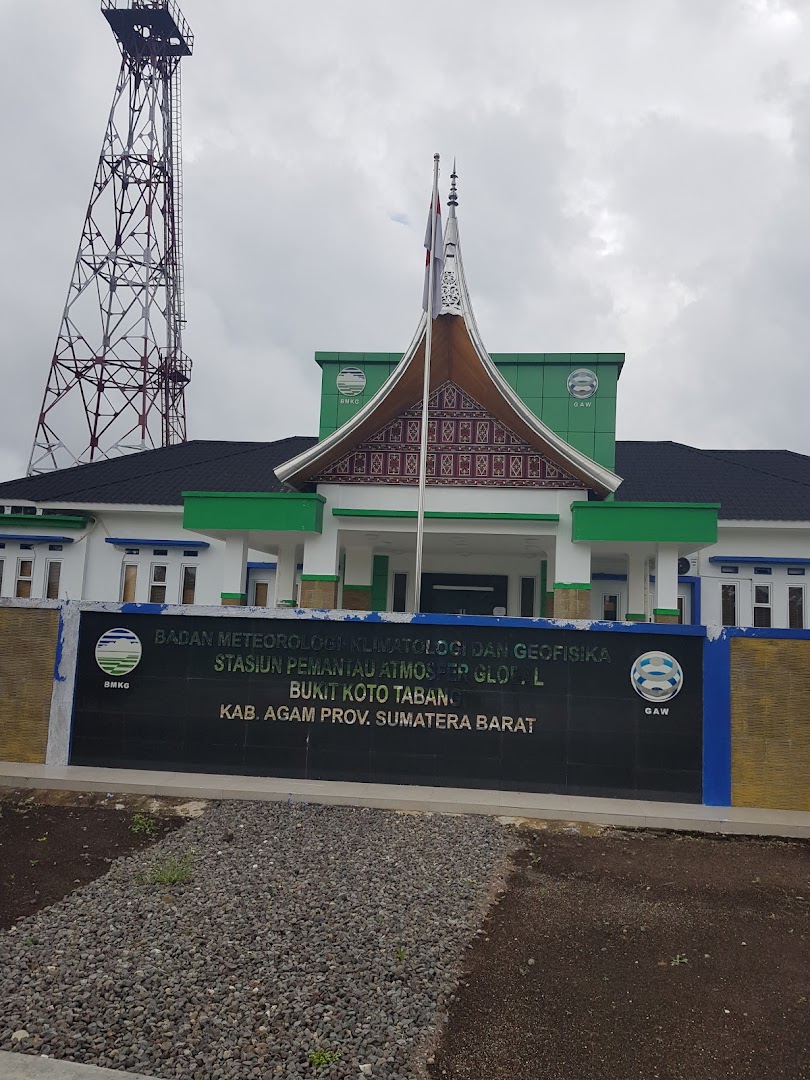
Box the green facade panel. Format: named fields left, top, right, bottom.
left=371, top=554, right=389, bottom=611
left=315, top=350, right=625, bottom=467
left=183, top=492, right=325, bottom=534
left=571, top=501, right=719, bottom=544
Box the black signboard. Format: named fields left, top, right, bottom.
left=71, top=612, right=704, bottom=801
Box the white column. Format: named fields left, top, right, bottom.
left=221, top=535, right=248, bottom=603
left=0, top=551, right=14, bottom=597
left=343, top=541, right=373, bottom=587
left=654, top=543, right=679, bottom=616
left=274, top=541, right=298, bottom=607
left=301, top=527, right=340, bottom=578
left=627, top=549, right=648, bottom=621
left=555, top=533, right=591, bottom=587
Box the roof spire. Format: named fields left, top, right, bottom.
left=448, top=159, right=458, bottom=210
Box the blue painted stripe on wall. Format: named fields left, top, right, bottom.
left=703, top=631, right=731, bottom=806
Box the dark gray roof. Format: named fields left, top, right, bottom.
left=0, top=438, right=318, bottom=507
left=615, top=442, right=810, bottom=521
left=1, top=437, right=809, bottom=521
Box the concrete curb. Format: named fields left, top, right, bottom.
left=2, top=762, right=809, bottom=838
left=0, top=1052, right=162, bottom=1079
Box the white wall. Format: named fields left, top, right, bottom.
left=697, top=523, right=810, bottom=628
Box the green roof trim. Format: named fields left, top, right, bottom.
left=0, top=513, right=93, bottom=530
left=183, top=492, right=325, bottom=534
left=331, top=509, right=560, bottom=522
left=571, top=501, right=719, bottom=544
left=301, top=574, right=340, bottom=582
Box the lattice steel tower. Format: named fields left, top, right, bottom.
left=28, top=0, right=194, bottom=475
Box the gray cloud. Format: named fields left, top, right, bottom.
left=2, top=0, right=810, bottom=483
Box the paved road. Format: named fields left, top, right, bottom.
left=0, top=1053, right=162, bottom=1080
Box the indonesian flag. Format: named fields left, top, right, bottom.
left=422, top=194, right=444, bottom=318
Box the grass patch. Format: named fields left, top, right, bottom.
left=308, top=1049, right=342, bottom=1069
left=143, top=852, right=193, bottom=886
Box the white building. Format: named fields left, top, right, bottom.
left=1, top=180, right=808, bottom=629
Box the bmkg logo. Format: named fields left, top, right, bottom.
left=567, top=368, right=598, bottom=400
left=336, top=367, right=366, bottom=397
left=95, top=628, right=143, bottom=678
left=630, top=651, right=684, bottom=703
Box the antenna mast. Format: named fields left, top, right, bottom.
left=28, top=0, right=194, bottom=474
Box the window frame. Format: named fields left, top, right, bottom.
left=15, top=556, right=34, bottom=599
left=120, top=563, right=138, bottom=603
left=721, top=580, right=738, bottom=627
left=753, top=582, right=772, bottom=628
left=149, top=562, right=168, bottom=604
left=788, top=584, right=805, bottom=630
left=44, top=560, right=62, bottom=600
left=180, top=564, right=197, bottom=605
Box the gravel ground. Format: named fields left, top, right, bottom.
left=0, top=801, right=509, bottom=1080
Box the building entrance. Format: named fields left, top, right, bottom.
left=420, top=573, right=508, bottom=616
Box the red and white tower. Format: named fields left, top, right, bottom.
left=28, top=0, right=194, bottom=475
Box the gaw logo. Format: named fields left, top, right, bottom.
left=95, top=628, right=143, bottom=677
left=336, top=367, right=366, bottom=397
left=567, top=368, right=598, bottom=399
left=630, top=651, right=684, bottom=703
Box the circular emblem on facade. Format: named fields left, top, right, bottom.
left=630, top=651, right=684, bottom=703
left=95, top=628, right=143, bottom=677
left=336, top=367, right=366, bottom=397
left=567, top=368, right=599, bottom=399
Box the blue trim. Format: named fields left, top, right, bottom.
left=0, top=534, right=74, bottom=544
left=105, top=538, right=210, bottom=549
left=247, top=561, right=278, bottom=569
left=703, top=631, right=731, bottom=806
left=679, top=575, right=701, bottom=626
left=708, top=555, right=810, bottom=566
left=592, top=572, right=626, bottom=581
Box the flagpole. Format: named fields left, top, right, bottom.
left=414, top=152, right=440, bottom=615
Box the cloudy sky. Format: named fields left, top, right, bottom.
left=1, top=0, right=809, bottom=482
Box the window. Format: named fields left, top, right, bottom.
left=787, top=567, right=806, bottom=576
left=520, top=577, right=535, bottom=618
left=149, top=564, right=168, bottom=603
left=125, top=548, right=140, bottom=556
left=253, top=581, right=269, bottom=606
left=392, top=573, right=408, bottom=612
left=45, top=561, right=61, bottom=600
left=153, top=548, right=168, bottom=556
left=48, top=544, right=63, bottom=552
left=754, top=566, right=772, bottom=575
left=20, top=544, right=33, bottom=551
left=602, top=593, right=619, bottom=621
left=180, top=565, right=197, bottom=605
left=15, top=558, right=33, bottom=598
left=121, top=564, right=138, bottom=602
left=788, top=586, right=805, bottom=630
left=720, top=565, right=738, bottom=574
left=676, top=596, right=685, bottom=625
left=753, top=584, right=771, bottom=628
left=721, top=582, right=737, bottom=626
left=182, top=550, right=199, bottom=558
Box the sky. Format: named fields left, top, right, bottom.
left=1, top=0, right=810, bottom=481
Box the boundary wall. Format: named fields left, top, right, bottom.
left=0, top=599, right=808, bottom=812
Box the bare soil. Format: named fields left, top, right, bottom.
left=428, top=824, right=810, bottom=1080
left=0, top=789, right=190, bottom=930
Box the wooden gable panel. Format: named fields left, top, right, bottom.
left=313, top=380, right=582, bottom=488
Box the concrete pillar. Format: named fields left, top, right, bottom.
left=300, top=525, right=340, bottom=610
left=342, top=542, right=373, bottom=611
left=626, top=549, right=648, bottom=622
left=654, top=543, right=680, bottom=623
left=274, top=541, right=298, bottom=607
left=553, top=534, right=591, bottom=620
left=221, top=535, right=247, bottom=606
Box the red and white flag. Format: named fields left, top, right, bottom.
left=422, top=194, right=444, bottom=318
